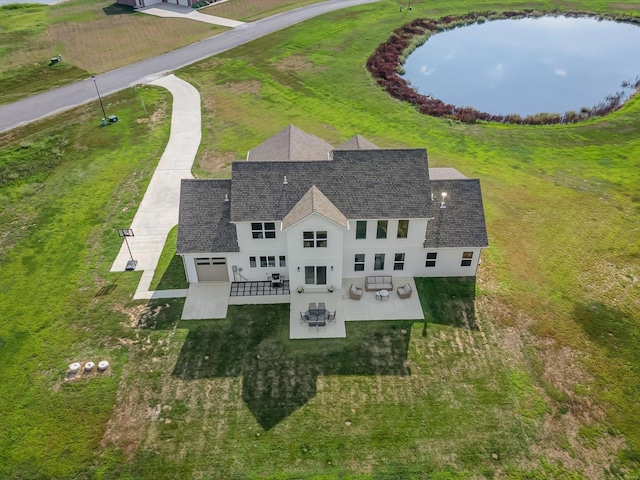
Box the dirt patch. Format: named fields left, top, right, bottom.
left=226, top=80, right=262, bottom=96
left=610, top=3, right=640, bottom=10
left=198, top=149, right=235, bottom=175
left=274, top=55, right=320, bottom=74
left=112, top=303, right=165, bottom=328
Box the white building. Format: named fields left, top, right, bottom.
left=177, top=126, right=488, bottom=293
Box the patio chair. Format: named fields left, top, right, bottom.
left=309, top=302, right=317, bottom=315
left=327, top=310, right=336, bottom=323
left=318, top=302, right=326, bottom=313
left=349, top=284, right=363, bottom=300
left=397, top=283, right=413, bottom=299
left=300, top=311, right=309, bottom=323
left=314, top=318, right=326, bottom=331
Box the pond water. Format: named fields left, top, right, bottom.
left=401, top=16, right=640, bottom=117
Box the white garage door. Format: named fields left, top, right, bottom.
left=195, top=257, right=228, bottom=282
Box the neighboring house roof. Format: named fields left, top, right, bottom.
left=423, top=179, right=489, bottom=248
left=246, top=124, right=333, bottom=161
left=428, top=167, right=467, bottom=180
left=230, top=148, right=432, bottom=222
left=282, top=185, right=349, bottom=229
left=335, top=134, right=379, bottom=150
left=177, top=179, right=239, bottom=254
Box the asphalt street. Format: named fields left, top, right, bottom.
left=0, top=0, right=379, bottom=133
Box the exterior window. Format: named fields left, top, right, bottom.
left=394, top=253, right=405, bottom=271
left=303, top=231, right=314, bottom=248
left=461, top=251, right=473, bottom=267
left=304, top=266, right=327, bottom=285
left=374, top=253, right=385, bottom=271
left=356, top=221, right=367, bottom=239
left=303, top=231, right=327, bottom=248
left=397, top=220, right=409, bottom=239
left=279, top=256, right=286, bottom=267
left=354, top=254, right=365, bottom=271
left=252, top=222, right=276, bottom=239
left=259, top=256, right=276, bottom=268
left=426, top=252, right=437, bottom=267
left=376, top=220, right=388, bottom=239
left=249, top=256, right=256, bottom=268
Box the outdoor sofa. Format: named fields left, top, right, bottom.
left=365, top=276, right=393, bottom=291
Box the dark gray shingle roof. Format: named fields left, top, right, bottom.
left=336, top=134, right=379, bottom=150
left=177, top=179, right=239, bottom=254
left=246, top=124, right=333, bottom=161
left=230, top=149, right=432, bottom=222
left=423, top=179, right=489, bottom=248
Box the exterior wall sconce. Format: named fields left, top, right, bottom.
left=297, top=267, right=300, bottom=271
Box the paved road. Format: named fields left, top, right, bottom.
left=0, top=0, right=379, bottom=133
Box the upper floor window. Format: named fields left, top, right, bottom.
left=394, top=253, right=405, bottom=271
left=354, top=254, right=365, bottom=271
left=249, top=256, right=257, bottom=268
left=356, top=221, right=367, bottom=239
left=376, top=220, right=388, bottom=239
left=425, top=252, right=437, bottom=267
left=461, top=251, right=473, bottom=267
left=252, top=222, right=276, bottom=239
left=279, top=256, right=286, bottom=267
left=397, top=220, right=409, bottom=239
left=303, top=231, right=327, bottom=248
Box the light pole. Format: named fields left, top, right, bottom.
left=117, top=229, right=137, bottom=271
left=92, top=75, right=108, bottom=125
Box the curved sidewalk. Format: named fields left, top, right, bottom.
left=110, top=74, right=199, bottom=300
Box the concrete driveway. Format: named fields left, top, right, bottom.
left=110, top=74, right=199, bottom=300
left=139, top=4, right=245, bottom=27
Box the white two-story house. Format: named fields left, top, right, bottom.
left=177, top=126, right=488, bottom=292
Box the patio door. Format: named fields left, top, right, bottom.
left=304, top=266, right=326, bottom=285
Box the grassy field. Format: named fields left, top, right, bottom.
left=0, top=0, right=221, bottom=105
left=202, top=0, right=325, bottom=21
left=1, top=0, right=640, bottom=478
left=0, top=85, right=174, bottom=478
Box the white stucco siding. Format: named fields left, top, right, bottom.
left=229, top=251, right=289, bottom=282
left=285, top=214, right=344, bottom=291
left=342, top=218, right=428, bottom=277
left=419, top=247, right=484, bottom=277
left=235, top=222, right=286, bottom=252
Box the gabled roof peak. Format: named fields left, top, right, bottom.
left=246, top=124, right=333, bottom=162
left=282, top=184, right=348, bottom=229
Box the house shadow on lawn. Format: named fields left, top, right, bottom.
left=169, top=304, right=413, bottom=430
left=415, top=277, right=478, bottom=331
left=141, top=277, right=478, bottom=430
left=102, top=3, right=135, bottom=15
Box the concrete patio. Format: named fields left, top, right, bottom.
left=180, top=277, right=424, bottom=339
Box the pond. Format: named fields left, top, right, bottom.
left=401, top=16, right=640, bottom=117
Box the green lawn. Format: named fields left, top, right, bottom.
left=0, top=85, right=173, bottom=478
left=1, top=0, right=640, bottom=478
